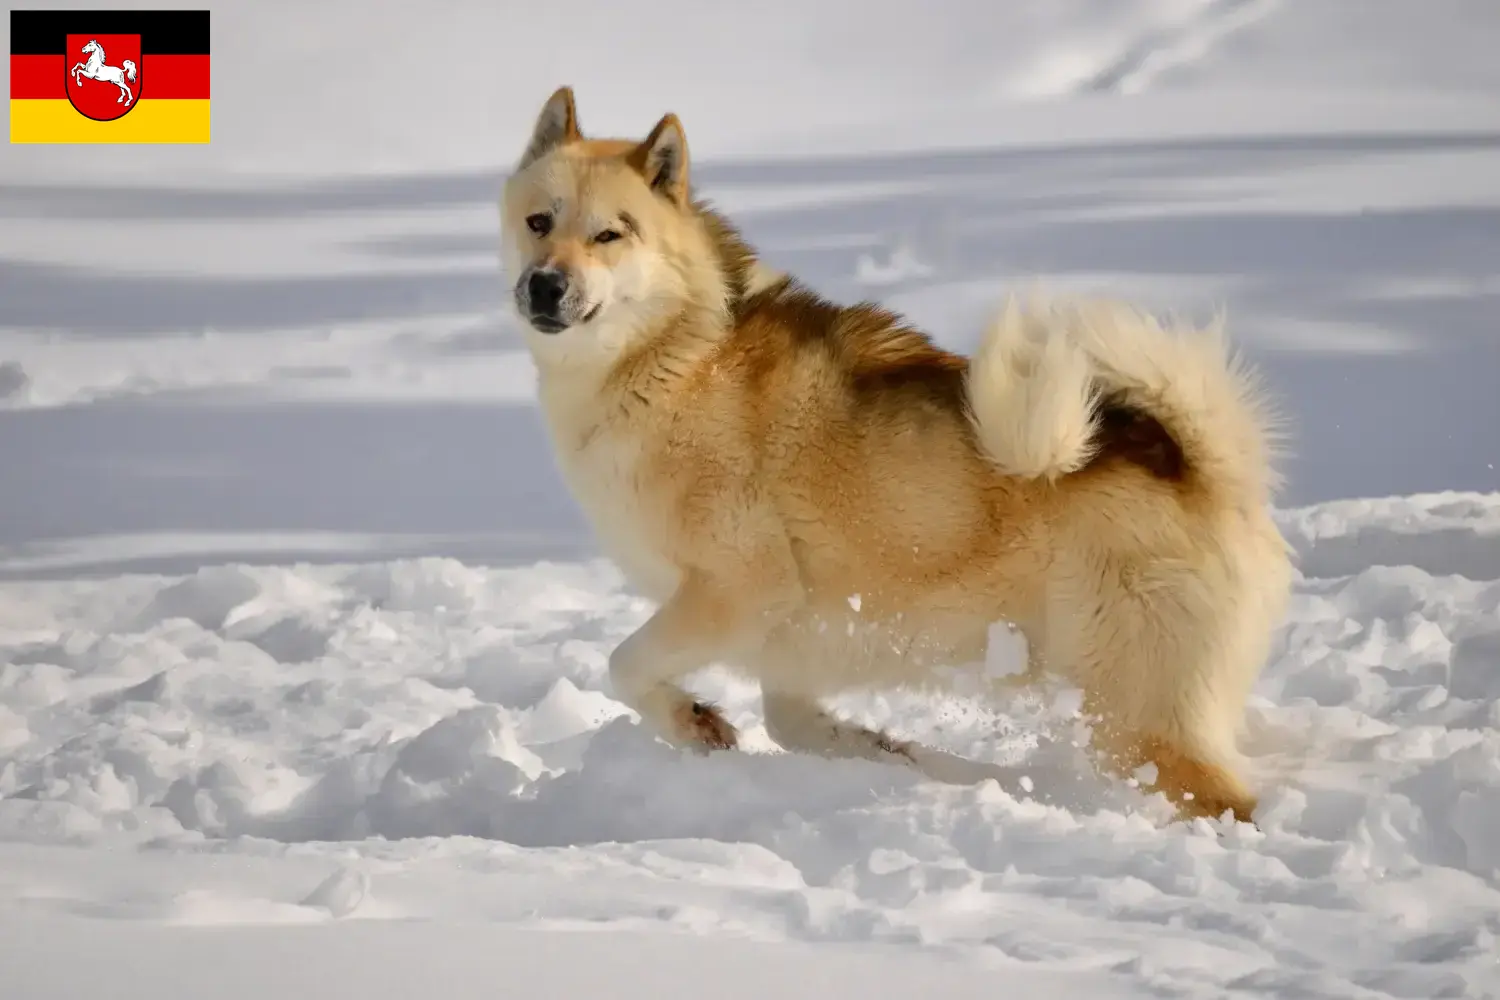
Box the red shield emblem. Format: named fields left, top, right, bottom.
left=65, top=34, right=143, bottom=121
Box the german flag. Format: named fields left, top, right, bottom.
left=10, top=9, right=210, bottom=144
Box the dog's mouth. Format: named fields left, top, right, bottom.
left=529, top=315, right=568, bottom=334
left=526, top=304, right=599, bottom=336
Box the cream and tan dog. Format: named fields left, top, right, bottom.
left=499, top=86, right=1293, bottom=824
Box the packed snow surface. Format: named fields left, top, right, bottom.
left=3, top=0, right=1500, bottom=997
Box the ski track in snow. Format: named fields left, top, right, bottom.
left=1009, top=0, right=1284, bottom=98
left=1, top=494, right=1499, bottom=997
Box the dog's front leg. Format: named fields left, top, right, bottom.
left=762, top=691, right=918, bottom=764
left=610, top=563, right=798, bottom=753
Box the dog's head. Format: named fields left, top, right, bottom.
left=501, top=86, right=712, bottom=367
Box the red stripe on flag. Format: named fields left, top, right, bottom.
left=141, top=54, right=212, bottom=99
left=9, top=55, right=58, bottom=98
left=9, top=54, right=210, bottom=100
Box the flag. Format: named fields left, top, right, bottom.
left=10, top=9, right=211, bottom=144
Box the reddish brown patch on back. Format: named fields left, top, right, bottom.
left=733, top=281, right=970, bottom=414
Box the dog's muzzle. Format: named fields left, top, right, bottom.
left=517, top=267, right=571, bottom=334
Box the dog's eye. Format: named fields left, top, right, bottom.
left=525, top=213, right=552, bottom=236
left=594, top=229, right=624, bottom=245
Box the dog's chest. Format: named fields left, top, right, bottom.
left=552, top=421, right=682, bottom=600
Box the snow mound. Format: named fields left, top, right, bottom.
left=1279, top=492, right=1500, bottom=582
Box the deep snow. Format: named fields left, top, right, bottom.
left=3, top=1, right=1500, bottom=997
left=3, top=497, right=1500, bottom=997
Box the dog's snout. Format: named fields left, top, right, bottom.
left=527, top=269, right=568, bottom=315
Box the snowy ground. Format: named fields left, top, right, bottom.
left=3, top=1, right=1500, bottom=997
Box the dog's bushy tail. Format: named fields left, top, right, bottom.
left=965, top=297, right=1099, bottom=481
left=965, top=295, right=1285, bottom=505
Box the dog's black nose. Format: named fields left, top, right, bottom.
left=527, top=269, right=568, bottom=316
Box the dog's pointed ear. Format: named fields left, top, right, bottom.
left=628, top=113, right=690, bottom=206
left=518, top=86, right=581, bottom=169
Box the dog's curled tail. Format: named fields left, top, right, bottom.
left=965, top=297, right=1099, bottom=481
left=965, top=295, right=1285, bottom=504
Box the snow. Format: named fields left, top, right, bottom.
left=4, top=532, right=1500, bottom=996
left=3, top=0, right=1500, bottom=996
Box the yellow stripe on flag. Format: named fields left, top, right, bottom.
left=10, top=99, right=211, bottom=144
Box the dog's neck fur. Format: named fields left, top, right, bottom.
left=523, top=197, right=774, bottom=600
left=692, top=199, right=763, bottom=314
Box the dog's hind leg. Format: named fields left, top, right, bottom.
left=1095, top=729, right=1258, bottom=825
left=1046, top=551, right=1282, bottom=825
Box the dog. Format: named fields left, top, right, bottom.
left=499, top=86, right=1293, bottom=825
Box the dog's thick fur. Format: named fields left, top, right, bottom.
left=500, top=87, right=1293, bottom=824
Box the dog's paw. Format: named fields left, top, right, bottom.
left=824, top=720, right=917, bottom=764
left=674, top=700, right=739, bottom=753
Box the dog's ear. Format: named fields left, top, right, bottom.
left=518, top=86, right=581, bottom=169
left=628, top=113, right=690, bottom=206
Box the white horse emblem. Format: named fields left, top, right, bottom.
left=71, top=39, right=137, bottom=107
